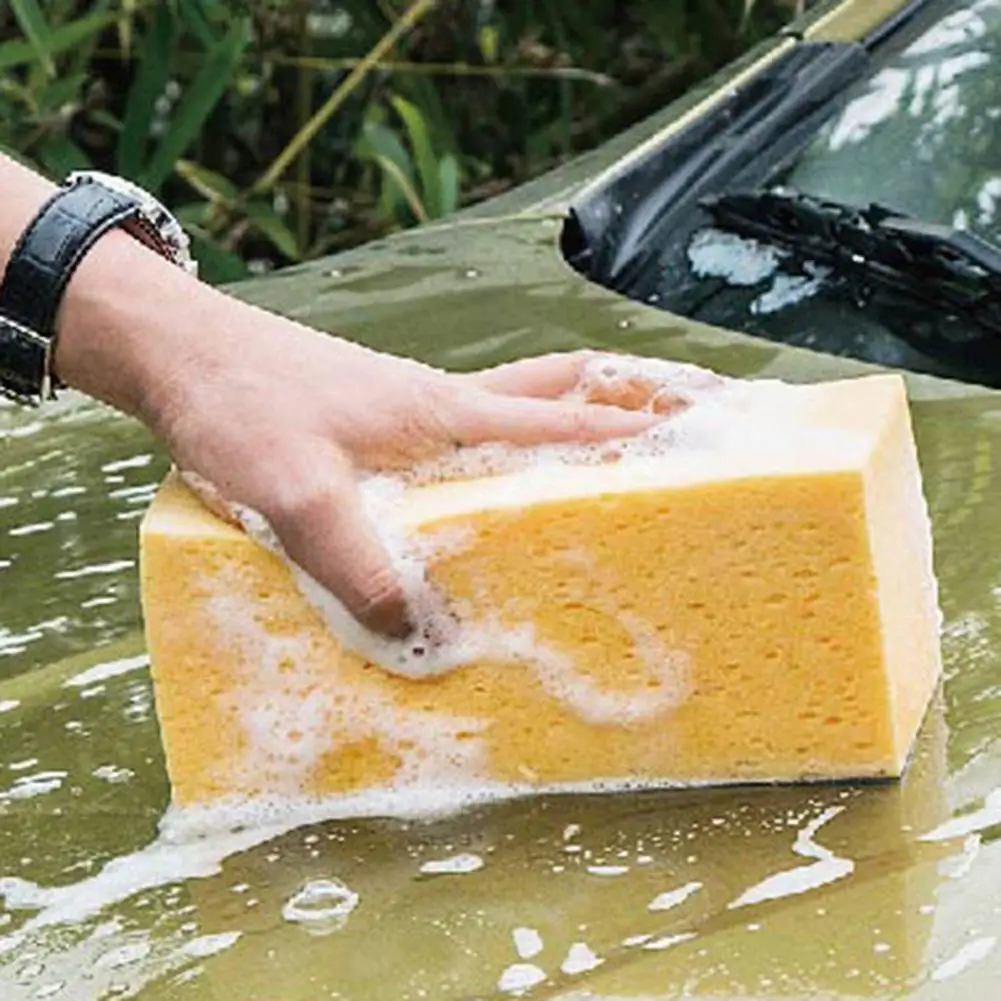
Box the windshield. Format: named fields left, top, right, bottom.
left=781, top=0, right=1001, bottom=246
left=688, top=0, right=1001, bottom=384
left=569, top=0, right=1001, bottom=386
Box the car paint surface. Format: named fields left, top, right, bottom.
left=4, top=1, right=1001, bottom=998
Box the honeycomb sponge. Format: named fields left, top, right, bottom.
left=139, top=362, right=941, bottom=812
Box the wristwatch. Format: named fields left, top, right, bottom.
left=0, top=170, right=196, bottom=406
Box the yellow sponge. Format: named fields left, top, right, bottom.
left=139, top=369, right=941, bottom=810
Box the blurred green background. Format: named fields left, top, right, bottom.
left=1, top=0, right=805, bottom=284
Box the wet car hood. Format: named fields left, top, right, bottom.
left=4, top=2, right=1001, bottom=998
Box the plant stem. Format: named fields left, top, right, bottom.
left=295, top=6, right=312, bottom=255
left=250, top=0, right=437, bottom=197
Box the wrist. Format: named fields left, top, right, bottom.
left=53, top=228, right=217, bottom=430
left=0, top=161, right=202, bottom=414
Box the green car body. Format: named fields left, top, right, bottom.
left=2, top=0, right=1001, bottom=997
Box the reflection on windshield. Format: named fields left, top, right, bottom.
left=783, top=0, right=1001, bottom=245
left=656, top=0, right=1001, bottom=386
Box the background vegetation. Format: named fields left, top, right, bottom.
left=1, top=0, right=806, bottom=284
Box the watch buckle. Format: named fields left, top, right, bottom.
left=0, top=314, right=56, bottom=406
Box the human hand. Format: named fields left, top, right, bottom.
left=1, top=153, right=697, bottom=641
left=52, top=221, right=691, bottom=639
left=151, top=307, right=671, bottom=638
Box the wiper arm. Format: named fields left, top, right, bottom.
left=700, top=188, right=1001, bottom=336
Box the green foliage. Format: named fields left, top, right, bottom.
left=355, top=94, right=460, bottom=224
left=0, top=0, right=805, bottom=285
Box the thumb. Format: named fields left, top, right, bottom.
left=453, top=391, right=661, bottom=448
left=259, top=449, right=410, bottom=639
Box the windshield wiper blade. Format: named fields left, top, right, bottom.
left=700, top=188, right=1001, bottom=335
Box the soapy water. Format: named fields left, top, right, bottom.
left=280, top=878, right=359, bottom=935
left=0, top=778, right=941, bottom=1001
left=687, top=227, right=830, bottom=317
left=160, top=354, right=887, bottom=834
left=179, top=353, right=865, bottom=684
left=727, top=805, right=855, bottom=908
left=152, top=354, right=899, bottom=834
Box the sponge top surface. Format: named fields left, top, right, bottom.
left=144, top=369, right=904, bottom=540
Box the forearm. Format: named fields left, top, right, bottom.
left=0, top=155, right=57, bottom=266
left=0, top=154, right=231, bottom=426
left=54, top=219, right=220, bottom=426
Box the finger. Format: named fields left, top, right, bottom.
left=582, top=375, right=692, bottom=416
left=582, top=361, right=724, bottom=413
left=259, top=449, right=410, bottom=639
left=462, top=350, right=602, bottom=399
left=453, top=391, right=660, bottom=447
left=177, top=468, right=244, bottom=528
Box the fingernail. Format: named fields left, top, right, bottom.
left=361, top=599, right=413, bottom=640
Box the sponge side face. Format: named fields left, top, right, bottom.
left=143, top=481, right=898, bottom=806
left=139, top=373, right=940, bottom=809
left=863, top=380, right=943, bottom=764
left=413, top=469, right=893, bottom=784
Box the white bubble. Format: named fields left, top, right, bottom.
left=93, top=940, right=151, bottom=970
left=513, top=926, right=543, bottom=959
left=92, top=765, right=134, bottom=785
left=498, top=962, right=546, bottom=994
left=419, top=853, right=484, bottom=876
left=688, top=227, right=784, bottom=286
left=181, top=931, right=241, bottom=958
left=648, top=880, right=703, bottom=911
left=281, top=879, right=359, bottom=935
left=586, top=865, right=629, bottom=877
left=561, top=941, right=602, bottom=975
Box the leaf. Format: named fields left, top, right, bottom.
left=178, top=0, right=222, bottom=48
left=0, top=73, right=36, bottom=110
left=117, top=2, right=175, bottom=179
left=635, top=0, right=688, bottom=61
left=173, top=202, right=212, bottom=228
left=356, top=119, right=414, bottom=178
left=34, top=133, right=93, bottom=177
left=88, top=109, right=123, bottom=133
left=390, top=93, right=441, bottom=216
left=0, top=143, right=37, bottom=171
left=245, top=201, right=301, bottom=261
left=175, top=159, right=238, bottom=205
left=188, top=235, right=249, bottom=286
left=479, top=24, right=499, bottom=64
left=116, top=0, right=138, bottom=58
left=9, top=0, right=54, bottom=77
left=0, top=10, right=115, bottom=73
left=370, top=153, right=427, bottom=223
left=36, top=72, right=88, bottom=114
left=140, top=19, right=251, bottom=193
left=437, top=154, right=460, bottom=216
left=355, top=117, right=418, bottom=221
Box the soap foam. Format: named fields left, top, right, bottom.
left=158, top=767, right=850, bottom=845
left=687, top=227, right=785, bottom=286
left=166, top=355, right=876, bottom=831
left=201, top=583, right=488, bottom=801
left=197, top=562, right=690, bottom=821
left=179, top=355, right=848, bottom=684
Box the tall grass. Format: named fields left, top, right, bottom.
left=0, top=0, right=805, bottom=283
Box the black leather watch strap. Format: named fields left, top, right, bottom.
left=1, top=173, right=192, bottom=407
left=0, top=318, right=49, bottom=405
left=0, top=182, right=144, bottom=405
left=1, top=182, right=141, bottom=339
